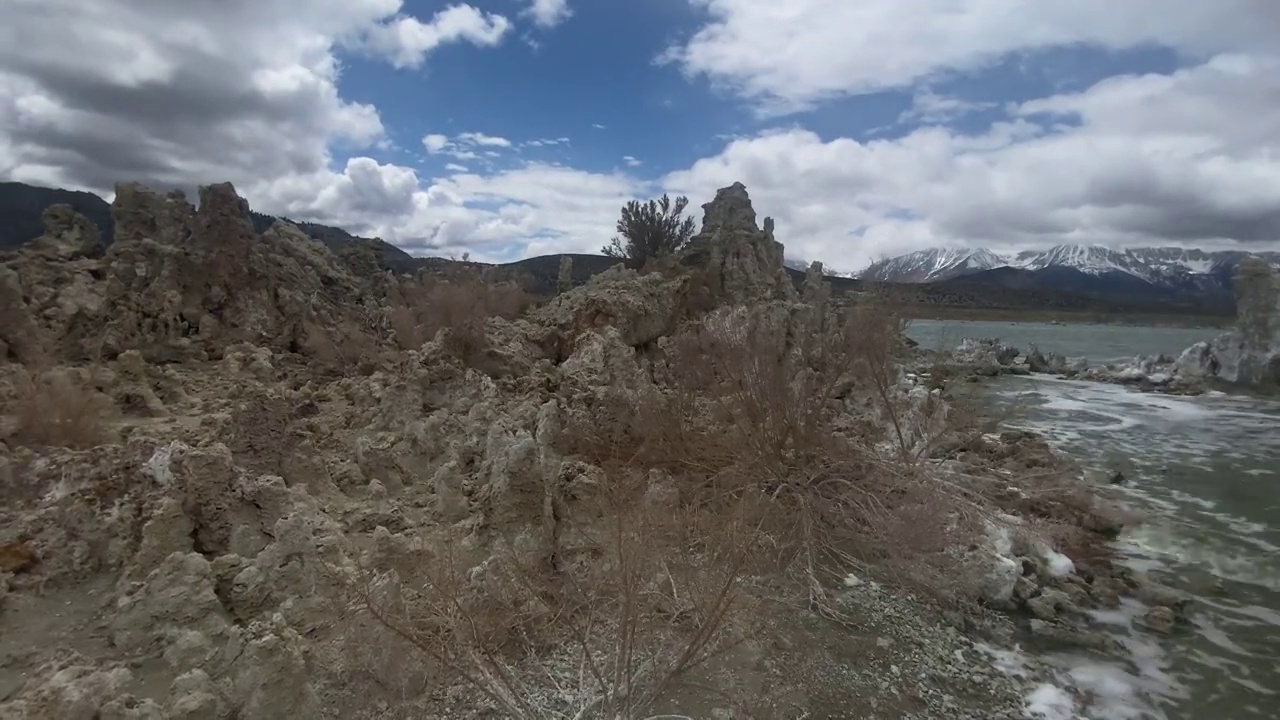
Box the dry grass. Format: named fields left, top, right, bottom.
left=4, top=368, right=115, bottom=449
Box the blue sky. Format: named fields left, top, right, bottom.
left=336, top=1, right=759, bottom=178
left=2, top=0, right=1278, bottom=271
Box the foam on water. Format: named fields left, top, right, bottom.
left=1027, top=683, right=1080, bottom=720
left=976, top=374, right=1280, bottom=719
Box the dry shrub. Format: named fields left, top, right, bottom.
left=390, top=269, right=533, bottom=358
left=351, top=470, right=755, bottom=718
left=4, top=368, right=115, bottom=449
left=301, top=319, right=383, bottom=376
left=559, top=300, right=989, bottom=609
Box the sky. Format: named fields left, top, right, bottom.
left=2, top=0, right=1279, bottom=273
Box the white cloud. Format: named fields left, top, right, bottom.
left=622, top=155, right=642, bottom=167
left=364, top=4, right=511, bottom=69
left=261, top=161, right=643, bottom=261
left=0, top=0, right=509, bottom=195
left=667, top=0, right=1280, bottom=113
left=456, top=131, right=512, bottom=147
left=899, top=88, right=995, bottom=125
left=523, top=0, right=572, bottom=29
left=422, top=134, right=451, bottom=153
left=423, top=131, right=513, bottom=161
left=663, top=55, right=1280, bottom=272
left=5, top=0, right=1278, bottom=273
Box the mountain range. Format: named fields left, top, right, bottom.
left=860, top=245, right=1280, bottom=314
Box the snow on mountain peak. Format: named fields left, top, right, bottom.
left=860, top=247, right=1007, bottom=282
left=1015, top=244, right=1155, bottom=281
left=860, top=244, right=1280, bottom=286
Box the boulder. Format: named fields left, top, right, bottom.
left=1139, top=605, right=1177, bottom=634
left=531, top=265, right=688, bottom=352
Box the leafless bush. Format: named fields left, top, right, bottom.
left=559, top=301, right=990, bottom=611
left=4, top=368, right=115, bottom=448
left=390, top=269, right=533, bottom=354
left=301, top=318, right=383, bottom=376
left=349, top=470, right=756, bottom=718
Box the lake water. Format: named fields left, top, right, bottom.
left=907, top=319, right=1214, bottom=366
left=906, top=320, right=1280, bottom=720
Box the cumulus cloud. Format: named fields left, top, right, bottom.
left=422, top=134, right=451, bottom=153
left=663, top=55, right=1280, bottom=271
left=667, top=0, right=1280, bottom=113
left=363, top=4, right=511, bottom=69
left=523, top=0, right=572, bottom=29
left=265, top=161, right=642, bottom=261
left=0, top=0, right=510, bottom=196
left=622, top=156, right=642, bottom=167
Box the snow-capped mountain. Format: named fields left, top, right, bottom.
left=860, top=247, right=1007, bottom=283
left=862, top=244, right=1280, bottom=286
left=859, top=244, right=1280, bottom=312
left=1013, top=244, right=1159, bottom=281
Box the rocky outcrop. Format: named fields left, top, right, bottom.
left=1172, top=325, right=1279, bottom=391
left=1162, top=258, right=1280, bottom=390
left=27, top=205, right=105, bottom=260
left=530, top=265, right=689, bottom=353
left=1, top=182, right=378, bottom=364
left=950, top=337, right=1024, bottom=376
left=680, top=182, right=795, bottom=306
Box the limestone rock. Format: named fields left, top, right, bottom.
left=4, top=181, right=379, bottom=364
left=1140, top=605, right=1176, bottom=634
left=557, top=254, right=573, bottom=294
left=558, top=326, right=646, bottom=395
left=28, top=205, right=104, bottom=260
left=0, top=653, right=134, bottom=720
left=801, top=261, right=831, bottom=306
left=680, top=182, right=794, bottom=306
left=1025, top=588, right=1077, bottom=621
left=166, top=668, right=228, bottom=720
left=98, top=695, right=167, bottom=719
left=531, top=265, right=689, bottom=352
left=112, top=552, right=231, bottom=657
left=227, top=618, right=321, bottom=720
left=0, top=260, right=49, bottom=363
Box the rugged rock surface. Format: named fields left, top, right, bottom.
left=0, top=180, right=1134, bottom=719
left=680, top=182, right=796, bottom=305
left=1, top=183, right=387, bottom=365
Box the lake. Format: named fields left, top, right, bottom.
left=906, top=319, right=1280, bottom=720
left=907, top=318, right=1214, bottom=366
